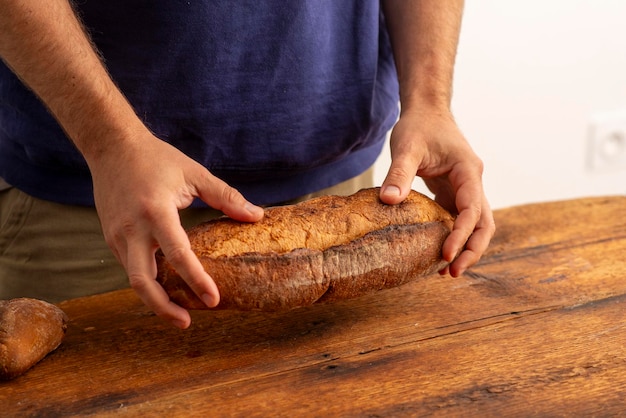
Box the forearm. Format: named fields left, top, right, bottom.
left=382, top=0, right=464, bottom=112
left=0, top=0, right=145, bottom=163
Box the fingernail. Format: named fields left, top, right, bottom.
left=172, top=319, right=187, bottom=329
left=383, top=185, right=401, bottom=197
left=245, top=202, right=263, bottom=216
left=202, top=293, right=218, bottom=308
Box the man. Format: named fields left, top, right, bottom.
left=0, top=1, right=495, bottom=328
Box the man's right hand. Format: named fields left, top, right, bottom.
left=89, top=132, right=264, bottom=329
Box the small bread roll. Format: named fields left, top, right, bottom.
left=0, top=298, right=68, bottom=380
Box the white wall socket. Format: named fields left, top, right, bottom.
left=588, top=109, right=626, bottom=172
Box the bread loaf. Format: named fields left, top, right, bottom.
left=0, top=298, right=68, bottom=380
left=156, top=187, right=454, bottom=311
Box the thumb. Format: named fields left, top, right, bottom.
left=380, top=156, right=418, bottom=205
left=195, top=171, right=264, bottom=222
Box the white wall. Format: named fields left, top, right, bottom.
left=374, top=0, right=626, bottom=209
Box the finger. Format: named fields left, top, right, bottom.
left=125, top=237, right=192, bottom=329
left=440, top=161, right=484, bottom=261
left=447, top=197, right=496, bottom=277
left=194, top=172, right=263, bottom=222
left=380, top=153, right=420, bottom=205
left=442, top=207, right=479, bottom=263
left=154, top=214, right=221, bottom=309
left=102, top=230, right=124, bottom=268
left=442, top=204, right=481, bottom=264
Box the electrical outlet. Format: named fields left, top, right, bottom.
left=588, top=109, right=626, bottom=172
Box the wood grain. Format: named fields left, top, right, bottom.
left=1, top=196, right=625, bottom=417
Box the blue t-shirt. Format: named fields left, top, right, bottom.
left=0, top=1, right=399, bottom=206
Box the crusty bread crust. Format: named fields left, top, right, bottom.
left=0, top=298, right=68, bottom=380
left=156, top=187, right=454, bottom=311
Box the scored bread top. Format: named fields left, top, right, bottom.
left=188, top=188, right=454, bottom=258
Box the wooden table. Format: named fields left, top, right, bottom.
left=2, top=196, right=626, bottom=417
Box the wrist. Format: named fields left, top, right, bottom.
left=399, top=94, right=453, bottom=118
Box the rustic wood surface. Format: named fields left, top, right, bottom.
left=2, top=196, right=625, bottom=417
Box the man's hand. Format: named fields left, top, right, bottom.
left=380, top=109, right=495, bottom=277
left=380, top=0, right=495, bottom=275
left=89, top=133, right=263, bottom=329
